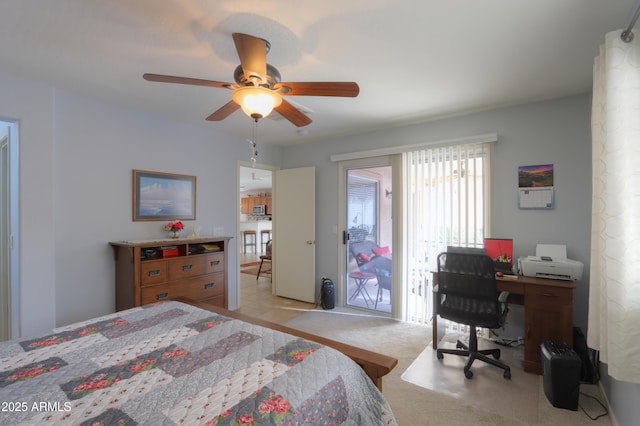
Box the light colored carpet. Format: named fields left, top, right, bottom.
left=282, top=308, right=611, bottom=425
left=402, top=332, right=540, bottom=423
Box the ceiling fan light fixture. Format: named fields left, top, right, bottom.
left=232, top=86, right=282, bottom=119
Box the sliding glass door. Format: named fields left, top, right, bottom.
left=343, top=161, right=393, bottom=314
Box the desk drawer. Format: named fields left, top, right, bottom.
left=496, top=279, right=524, bottom=294
left=204, top=253, right=225, bottom=273
left=526, top=285, right=572, bottom=306
left=140, top=260, right=168, bottom=285
left=141, top=273, right=224, bottom=304
left=168, top=257, right=206, bottom=280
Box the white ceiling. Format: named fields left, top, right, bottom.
left=0, top=1, right=636, bottom=146
left=239, top=166, right=272, bottom=192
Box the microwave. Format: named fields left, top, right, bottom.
left=252, top=204, right=266, bottom=215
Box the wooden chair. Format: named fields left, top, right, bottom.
left=257, top=240, right=272, bottom=281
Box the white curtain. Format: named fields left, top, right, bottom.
left=588, top=29, right=640, bottom=383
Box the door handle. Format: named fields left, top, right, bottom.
left=306, top=240, right=315, bottom=245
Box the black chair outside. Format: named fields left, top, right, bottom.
left=372, top=256, right=392, bottom=309
left=435, top=252, right=511, bottom=379
left=257, top=240, right=272, bottom=281
left=348, top=240, right=380, bottom=272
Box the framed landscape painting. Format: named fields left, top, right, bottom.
left=133, top=170, right=196, bottom=221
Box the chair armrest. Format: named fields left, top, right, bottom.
left=498, top=291, right=510, bottom=303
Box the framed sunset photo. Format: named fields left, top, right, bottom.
left=132, top=170, right=196, bottom=221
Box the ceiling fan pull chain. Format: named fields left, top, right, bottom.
left=250, top=119, right=258, bottom=168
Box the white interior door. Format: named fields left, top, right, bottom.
left=273, top=167, right=315, bottom=303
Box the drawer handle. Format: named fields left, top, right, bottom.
left=156, top=292, right=169, bottom=300
left=182, top=264, right=193, bottom=271
left=210, top=260, right=220, bottom=266
left=204, top=283, right=215, bottom=289
left=148, top=269, right=161, bottom=277
left=541, top=293, right=556, bottom=298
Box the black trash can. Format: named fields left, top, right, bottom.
left=321, top=277, right=335, bottom=310
left=541, top=340, right=581, bottom=411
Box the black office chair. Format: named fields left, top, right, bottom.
left=372, top=255, right=392, bottom=309
left=436, top=252, right=511, bottom=379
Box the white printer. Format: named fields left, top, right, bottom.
left=519, top=244, right=583, bottom=281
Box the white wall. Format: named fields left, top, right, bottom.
left=0, top=72, right=56, bottom=337
left=0, top=72, right=282, bottom=334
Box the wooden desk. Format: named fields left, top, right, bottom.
left=431, top=274, right=575, bottom=374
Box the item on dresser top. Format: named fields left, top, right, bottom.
left=158, top=246, right=179, bottom=257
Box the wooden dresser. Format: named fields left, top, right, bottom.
left=109, top=236, right=231, bottom=311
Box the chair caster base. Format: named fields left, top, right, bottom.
left=464, top=368, right=473, bottom=379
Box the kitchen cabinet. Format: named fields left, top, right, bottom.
left=241, top=196, right=272, bottom=214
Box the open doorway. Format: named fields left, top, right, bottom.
left=237, top=165, right=274, bottom=306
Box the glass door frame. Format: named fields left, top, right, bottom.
left=337, top=155, right=402, bottom=318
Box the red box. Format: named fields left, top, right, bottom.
left=158, top=247, right=179, bottom=258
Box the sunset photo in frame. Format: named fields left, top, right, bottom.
left=133, top=170, right=196, bottom=221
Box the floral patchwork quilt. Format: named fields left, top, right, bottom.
left=0, top=301, right=396, bottom=425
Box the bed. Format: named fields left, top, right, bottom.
left=0, top=300, right=397, bottom=425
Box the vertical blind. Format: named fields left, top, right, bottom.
left=403, top=143, right=491, bottom=324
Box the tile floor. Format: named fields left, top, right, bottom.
left=237, top=252, right=392, bottom=319
left=236, top=252, right=316, bottom=323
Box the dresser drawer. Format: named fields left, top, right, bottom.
left=140, top=273, right=224, bottom=304
left=168, top=256, right=206, bottom=280
left=205, top=253, right=225, bottom=273
left=525, top=285, right=572, bottom=306
left=140, top=260, right=168, bottom=286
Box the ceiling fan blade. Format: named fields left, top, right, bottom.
left=206, top=101, right=240, bottom=121
left=143, top=73, right=235, bottom=89
left=275, top=82, right=360, bottom=97
left=274, top=99, right=312, bottom=127
left=232, top=33, right=268, bottom=84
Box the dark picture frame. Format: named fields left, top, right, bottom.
left=132, top=170, right=196, bottom=221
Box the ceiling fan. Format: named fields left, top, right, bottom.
left=143, top=33, right=360, bottom=127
